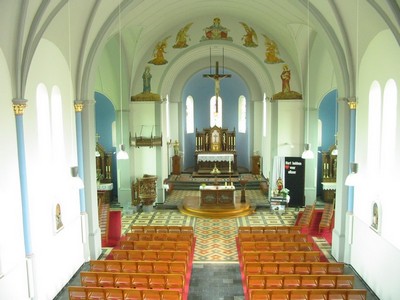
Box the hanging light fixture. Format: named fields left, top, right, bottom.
left=71, top=166, right=84, bottom=189
left=116, top=2, right=129, bottom=160
left=345, top=162, right=359, bottom=186
left=331, top=99, right=339, bottom=156
left=302, top=0, right=314, bottom=160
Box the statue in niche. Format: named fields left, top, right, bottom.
left=272, top=65, right=303, bottom=100
left=173, top=23, right=193, bottom=48
left=55, top=203, right=63, bottom=231
left=371, top=202, right=379, bottom=230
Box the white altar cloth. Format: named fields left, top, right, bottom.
left=199, top=185, right=235, bottom=191
left=197, top=153, right=234, bottom=162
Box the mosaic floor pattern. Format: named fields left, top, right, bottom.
left=115, top=207, right=330, bottom=263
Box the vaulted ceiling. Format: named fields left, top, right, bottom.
left=2, top=0, right=400, bottom=104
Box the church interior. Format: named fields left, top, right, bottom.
left=1, top=1, right=400, bottom=299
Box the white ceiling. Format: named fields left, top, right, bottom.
left=2, top=0, right=400, bottom=102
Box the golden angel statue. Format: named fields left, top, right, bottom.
left=148, top=36, right=170, bottom=65
left=263, top=33, right=284, bottom=64
left=173, top=23, right=193, bottom=48
left=239, top=22, right=258, bottom=47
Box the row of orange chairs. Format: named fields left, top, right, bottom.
left=69, top=286, right=182, bottom=300
left=249, top=288, right=367, bottom=300
left=240, top=241, right=315, bottom=252
left=237, top=233, right=308, bottom=243
left=120, top=240, right=193, bottom=254
left=243, top=261, right=344, bottom=276
left=80, top=271, right=185, bottom=291
left=241, top=251, right=321, bottom=263
left=110, top=249, right=190, bottom=263
left=238, top=226, right=302, bottom=234
left=90, top=260, right=187, bottom=276
left=124, top=232, right=194, bottom=243
left=236, top=226, right=366, bottom=300
left=130, top=225, right=194, bottom=234
left=69, top=225, right=194, bottom=300
left=247, top=274, right=354, bottom=291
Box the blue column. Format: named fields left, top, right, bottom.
left=74, top=101, right=86, bottom=212
left=13, top=99, right=33, bottom=256
left=347, top=99, right=357, bottom=213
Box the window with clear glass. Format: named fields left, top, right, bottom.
left=367, top=81, right=382, bottom=177
left=238, top=95, right=246, bottom=133
left=381, top=79, right=397, bottom=176
left=186, top=95, right=194, bottom=133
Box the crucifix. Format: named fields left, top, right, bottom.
left=203, top=61, right=231, bottom=113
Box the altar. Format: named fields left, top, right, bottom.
left=199, top=185, right=235, bottom=208
left=194, top=125, right=237, bottom=173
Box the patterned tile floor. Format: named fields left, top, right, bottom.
left=54, top=191, right=379, bottom=300
left=105, top=189, right=338, bottom=264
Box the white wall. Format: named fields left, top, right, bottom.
left=22, top=39, right=85, bottom=299
left=352, top=29, right=400, bottom=300
left=0, top=46, right=30, bottom=300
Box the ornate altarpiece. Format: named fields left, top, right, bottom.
left=194, top=125, right=237, bottom=174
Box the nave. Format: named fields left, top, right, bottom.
left=54, top=198, right=379, bottom=300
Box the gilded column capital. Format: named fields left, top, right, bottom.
left=347, top=97, right=357, bottom=110
left=74, top=100, right=84, bottom=112
left=12, top=98, right=28, bottom=115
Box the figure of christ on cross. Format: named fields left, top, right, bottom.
left=203, top=61, right=231, bottom=112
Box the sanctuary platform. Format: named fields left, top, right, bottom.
left=178, top=194, right=255, bottom=218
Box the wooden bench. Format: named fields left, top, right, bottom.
left=241, top=251, right=321, bottom=263
left=237, top=233, right=308, bottom=243
left=238, top=226, right=302, bottom=234
left=89, top=260, right=187, bottom=276
left=125, top=232, right=194, bottom=243
left=246, top=274, right=354, bottom=291
left=80, top=271, right=185, bottom=291
left=110, top=249, right=190, bottom=263
left=239, top=241, right=315, bottom=252
left=243, top=261, right=344, bottom=276
left=68, top=286, right=182, bottom=300
left=319, top=203, right=334, bottom=232
left=119, top=240, right=193, bottom=254
left=248, top=288, right=367, bottom=300
left=297, top=205, right=315, bottom=227
left=130, top=225, right=194, bottom=234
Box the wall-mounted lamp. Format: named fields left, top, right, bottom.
left=302, top=143, right=314, bottom=159
left=71, top=166, right=84, bottom=189
left=345, top=162, right=358, bottom=186
left=117, top=144, right=129, bottom=160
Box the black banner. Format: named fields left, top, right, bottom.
left=284, top=157, right=305, bottom=207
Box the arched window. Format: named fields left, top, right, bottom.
left=36, top=83, right=51, bottom=163
left=367, top=81, right=382, bottom=179
left=381, top=79, right=397, bottom=177
left=238, top=95, right=246, bottom=133
left=50, top=86, right=66, bottom=176
left=263, top=94, right=267, bottom=137
left=210, top=96, right=222, bottom=127
left=186, top=96, right=194, bottom=133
